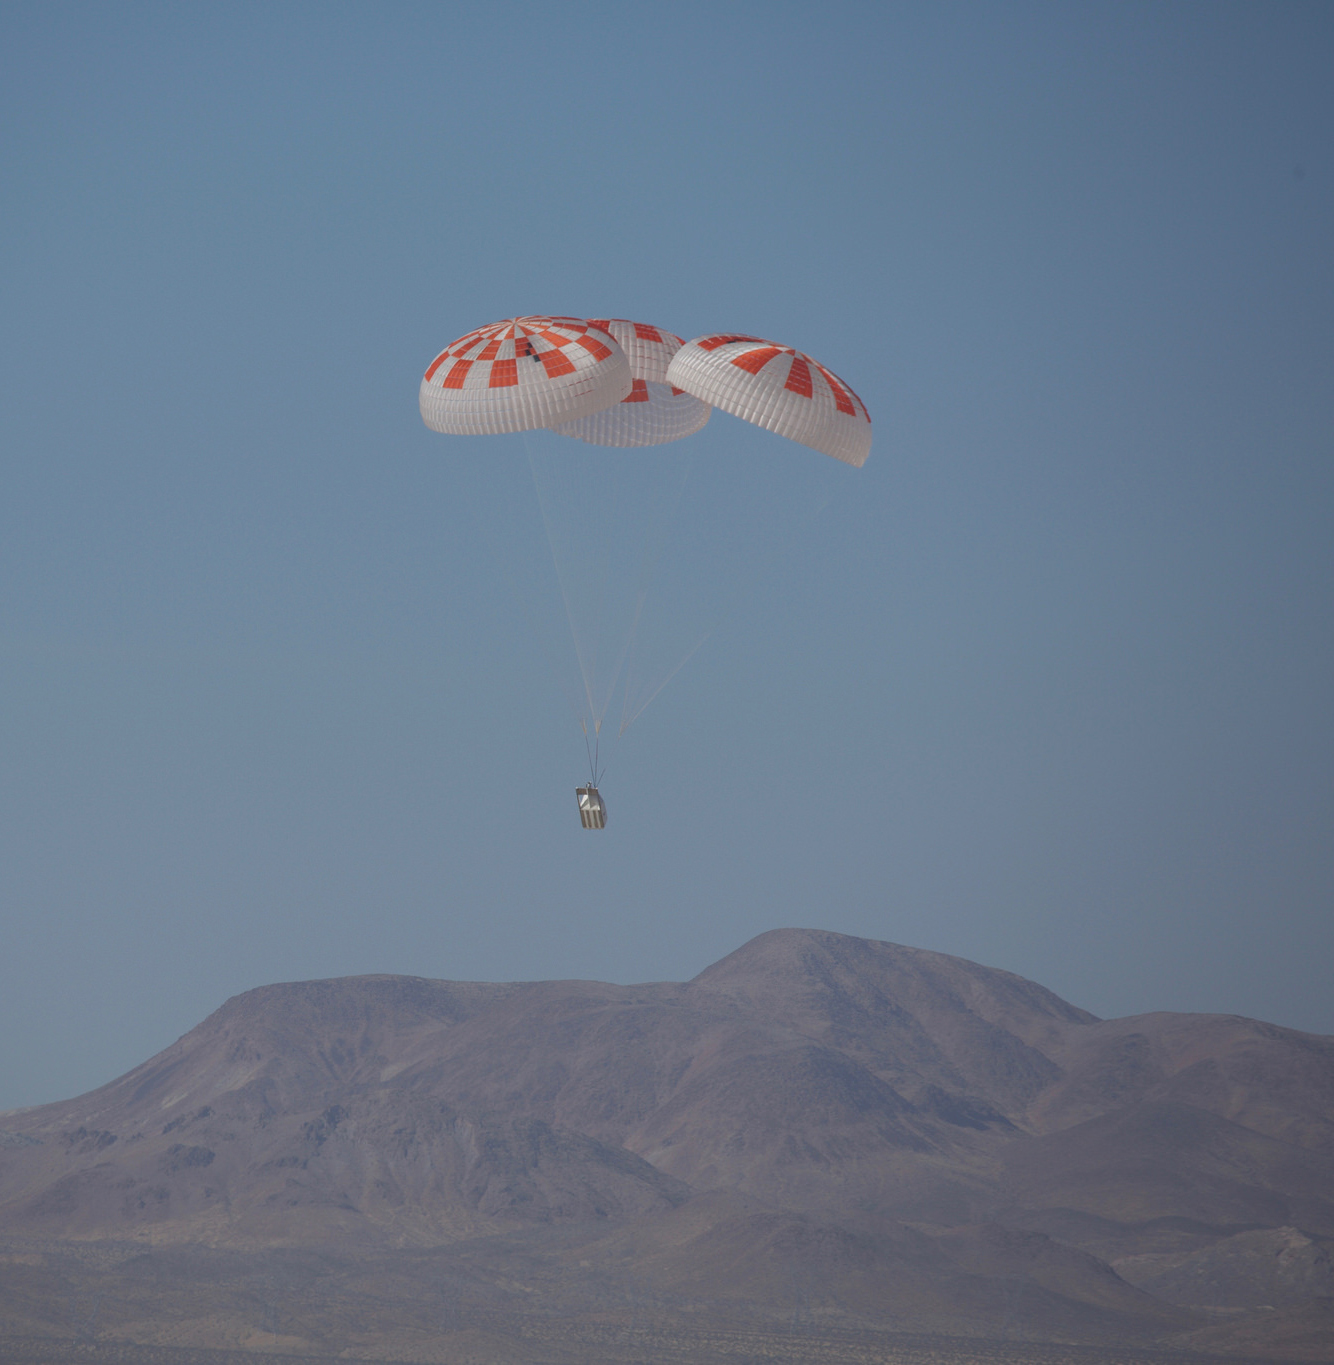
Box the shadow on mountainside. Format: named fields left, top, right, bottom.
left=1, top=928, right=1331, bottom=1360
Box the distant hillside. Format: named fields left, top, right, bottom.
left=1, top=928, right=1331, bottom=1362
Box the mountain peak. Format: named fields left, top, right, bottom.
left=0, top=928, right=1329, bottom=1363
left=694, top=926, right=1097, bottom=1040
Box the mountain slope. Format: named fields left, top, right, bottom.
left=1, top=927, right=1331, bottom=1356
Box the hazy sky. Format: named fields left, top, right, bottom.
left=2, top=2, right=1331, bottom=1111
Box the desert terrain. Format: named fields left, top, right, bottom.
left=1, top=929, right=1330, bottom=1363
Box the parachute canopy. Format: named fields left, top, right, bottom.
left=553, top=318, right=709, bottom=448
left=419, top=316, right=631, bottom=436
left=589, top=318, right=683, bottom=385
left=666, top=334, right=872, bottom=467
left=418, top=312, right=872, bottom=785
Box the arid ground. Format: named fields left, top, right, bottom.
left=2, top=930, right=1331, bottom=1363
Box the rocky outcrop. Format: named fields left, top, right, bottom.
left=1, top=928, right=1330, bottom=1355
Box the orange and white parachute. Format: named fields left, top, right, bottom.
left=419, top=317, right=631, bottom=436
left=666, top=334, right=871, bottom=467
left=417, top=313, right=872, bottom=805
left=552, top=319, right=710, bottom=448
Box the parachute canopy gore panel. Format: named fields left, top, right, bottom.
left=585, top=318, right=685, bottom=386
left=554, top=318, right=710, bottom=447
left=420, top=317, right=632, bottom=436
left=576, top=786, right=607, bottom=829
left=666, top=334, right=872, bottom=467
left=554, top=379, right=709, bottom=447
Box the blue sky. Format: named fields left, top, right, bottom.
left=2, top=1, right=1331, bottom=1109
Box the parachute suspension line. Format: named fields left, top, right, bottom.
left=522, top=429, right=644, bottom=762
left=584, top=729, right=604, bottom=788
left=620, top=630, right=714, bottom=736
left=617, top=446, right=699, bottom=739
left=521, top=430, right=624, bottom=779
left=619, top=517, right=776, bottom=739
left=518, top=423, right=714, bottom=766
left=587, top=446, right=628, bottom=733
left=610, top=584, right=649, bottom=743
left=521, top=429, right=631, bottom=786
left=619, top=442, right=845, bottom=738
left=454, top=443, right=589, bottom=738
left=524, top=433, right=600, bottom=731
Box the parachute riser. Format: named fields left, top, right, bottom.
left=584, top=729, right=605, bottom=788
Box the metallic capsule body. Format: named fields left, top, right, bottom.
left=576, top=786, right=607, bottom=830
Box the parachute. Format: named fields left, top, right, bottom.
left=666, top=334, right=871, bottom=467
left=419, top=317, right=631, bottom=436
left=553, top=319, right=709, bottom=448
left=420, top=315, right=872, bottom=827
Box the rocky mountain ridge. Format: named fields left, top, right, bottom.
left=1, top=928, right=1331, bottom=1360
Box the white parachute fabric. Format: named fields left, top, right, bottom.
left=553, top=318, right=709, bottom=448
left=666, top=334, right=872, bottom=467
left=587, top=318, right=682, bottom=384
left=420, top=313, right=867, bottom=781
left=420, top=316, right=631, bottom=436
left=554, top=379, right=709, bottom=447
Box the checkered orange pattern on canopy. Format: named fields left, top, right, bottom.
left=691, top=334, right=870, bottom=423
left=423, top=317, right=617, bottom=392
left=584, top=318, right=687, bottom=390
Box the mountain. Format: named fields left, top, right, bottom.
left=1, top=928, right=1331, bottom=1363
